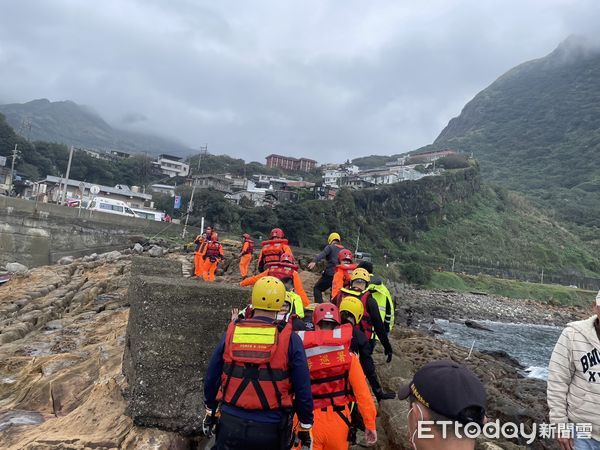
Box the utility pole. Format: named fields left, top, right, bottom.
left=8, top=144, right=18, bottom=195
left=354, top=226, right=360, bottom=254
left=60, top=146, right=74, bottom=204
left=451, top=254, right=456, bottom=272
left=182, top=145, right=208, bottom=239
left=540, top=268, right=544, bottom=284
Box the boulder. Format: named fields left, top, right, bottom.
left=465, top=320, right=494, bottom=332
left=5, top=262, right=28, bottom=274
left=58, top=256, right=75, bottom=265
left=103, top=251, right=123, bottom=262
left=148, top=246, right=164, bottom=257
left=123, top=276, right=248, bottom=434
left=133, top=243, right=144, bottom=254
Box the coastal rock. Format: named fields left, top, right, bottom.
left=5, top=262, right=28, bottom=274
left=465, top=320, right=494, bottom=332
left=102, top=250, right=122, bottom=261
left=57, top=256, right=74, bottom=265
left=148, top=246, right=164, bottom=257
left=133, top=243, right=144, bottom=254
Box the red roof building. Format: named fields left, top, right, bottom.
left=265, top=154, right=317, bottom=172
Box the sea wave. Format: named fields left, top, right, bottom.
left=525, top=366, right=548, bottom=380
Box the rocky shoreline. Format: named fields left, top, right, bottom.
left=0, top=248, right=587, bottom=449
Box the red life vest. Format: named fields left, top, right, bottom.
left=243, top=237, right=255, bottom=255
left=336, top=263, right=358, bottom=288
left=297, top=324, right=354, bottom=409
left=268, top=262, right=298, bottom=281
left=218, top=319, right=294, bottom=411
left=359, top=292, right=374, bottom=340
left=260, top=239, right=289, bottom=268
left=205, top=241, right=222, bottom=259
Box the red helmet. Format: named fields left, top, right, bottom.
left=280, top=252, right=296, bottom=264
left=338, top=249, right=353, bottom=263
left=313, top=303, right=341, bottom=326
left=211, top=232, right=219, bottom=241
left=242, top=233, right=251, bottom=239
left=271, top=228, right=285, bottom=239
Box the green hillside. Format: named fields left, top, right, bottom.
left=420, top=36, right=600, bottom=230
left=0, top=99, right=190, bottom=156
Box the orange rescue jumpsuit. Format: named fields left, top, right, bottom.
left=239, top=241, right=253, bottom=278
left=312, top=353, right=377, bottom=450
left=193, top=236, right=207, bottom=278
left=240, top=270, right=310, bottom=306
left=202, top=243, right=224, bottom=282
left=331, top=263, right=358, bottom=299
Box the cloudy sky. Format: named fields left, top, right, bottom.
left=1, top=0, right=599, bottom=163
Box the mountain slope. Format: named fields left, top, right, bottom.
left=425, top=36, right=600, bottom=229
left=0, top=99, right=190, bottom=156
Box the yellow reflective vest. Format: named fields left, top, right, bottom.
left=286, top=291, right=305, bottom=319
left=367, top=282, right=394, bottom=333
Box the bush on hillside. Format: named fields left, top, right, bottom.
left=401, top=262, right=432, bottom=285
left=436, top=154, right=470, bottom=169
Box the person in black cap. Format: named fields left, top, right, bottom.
left=398, top=360, right=486, bottom=449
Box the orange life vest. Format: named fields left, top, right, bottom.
left=268, top=262, right=298, bottom=281
left=260, top=239, right=289, bottom=268
left=297, top=324, right=354, bottom=409
left=205, top=241, right=222, bottom=260
left=243, top=237, right=255, bottom=255
left=218, top=319, right=294, bottom=411
left=336, top=263, right=358, bottom=288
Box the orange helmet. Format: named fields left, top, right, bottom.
left=338, top=249, right=353, bottom=263
left=313, top=303, right=341, bottom=326
left=271, top=228, right=285, bottom=239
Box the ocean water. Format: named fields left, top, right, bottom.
left=434, top=319, right=563, bottom=380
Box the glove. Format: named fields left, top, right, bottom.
left=384, top=346, right=393, bottom=363
left=296, top=426, right=312, bottom=449
left=202, top=407, right=219, bottom=437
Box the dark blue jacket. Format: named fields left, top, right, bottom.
left=314, top=243, right=344, bottom=276
left=203, top=316, right=314, bottom=425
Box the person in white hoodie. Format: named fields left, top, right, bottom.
left=547, top=293, right=600, bottom=450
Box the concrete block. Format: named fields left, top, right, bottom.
left=123, top=275, right=248, bottom=434
left=130, top=256, right=182, bottom=278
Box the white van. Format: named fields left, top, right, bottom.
left=131, top=208, right=164, bottom=221
left=87, top=197, right=137, bottom=217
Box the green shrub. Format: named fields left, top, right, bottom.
left=401, top=262, right=432, bottom=285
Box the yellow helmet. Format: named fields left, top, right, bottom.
left=251, top=276, right=286, bottom=311
left=350, top=268, right=370, bottom=283
left=340, top=296, right=364, bottom=323
left=328, top=232, right=341, bottom=244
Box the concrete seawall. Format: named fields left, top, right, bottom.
left=0, top=196, right=199, bottom=268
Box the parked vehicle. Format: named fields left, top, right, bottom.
left=131, top=208, right=164, bottom=221
left=86, top=197, right=136, bottom=217
left=354, top=251, right=373, bottom=263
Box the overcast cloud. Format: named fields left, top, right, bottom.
left=1, top=0, right=599, bottom=163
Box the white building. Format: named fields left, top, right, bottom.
left=151, top=184, right=176, bottom=197
left=323, top=164, right=360, bottom=187
left=153, top=154, right=190, bottom=178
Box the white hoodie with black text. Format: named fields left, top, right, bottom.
left=547, top=315, right=600, bottom=440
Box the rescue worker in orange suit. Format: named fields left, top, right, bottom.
left=331, top=249, right=358, bottom=299
left=257, top=228, right=294, bottom=272
left=238, top=233, right=254, bottom=278
left=193, top=232, right=207, bottom=278
left=308, top=232, right=345, bottom=303
left=203, top=277, right=314, bottom=450
left=202, top=232, right=224, bottom=282
left=240, top=253, right=310, bottom=306
left=297, top=303, right=377, bottom=449
left=339, top=297, right=396, bottom=402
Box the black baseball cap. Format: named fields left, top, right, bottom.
left=398, top=360, right=486, bottom=426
